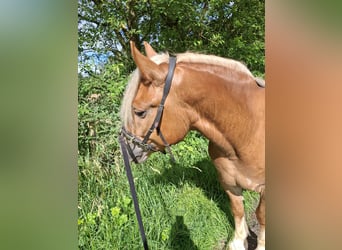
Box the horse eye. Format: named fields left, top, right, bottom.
left=134, top=109, right=147, bottom=118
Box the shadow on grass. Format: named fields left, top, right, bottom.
left=170, top=216, right=198, bottom=250
left=154, top=158, right=234, bottom=225
left=153, top=157, right=259, bottom=250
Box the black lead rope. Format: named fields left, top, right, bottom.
left=119, top=135, right=149, bottom=250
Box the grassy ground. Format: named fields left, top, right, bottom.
left=78, top=131, right=259, bottom=250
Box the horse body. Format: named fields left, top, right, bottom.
left=120, top=42, right=265, bottom=250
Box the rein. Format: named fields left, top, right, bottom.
left=119, top=56, right=177, bottom=250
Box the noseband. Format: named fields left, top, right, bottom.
left=120, top=56, right=177, bottom=163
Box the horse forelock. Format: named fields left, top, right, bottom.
left=120, top=52, right=254, bottom=128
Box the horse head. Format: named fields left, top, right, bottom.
left=120, top=42, right=190, bottom=163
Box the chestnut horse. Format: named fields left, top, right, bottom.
left=120, top=41, right=265, bottom=250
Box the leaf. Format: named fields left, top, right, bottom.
left=78, top=218, right=84, bottom=225
left=161, top=228, right=170, bottom=241
left=122, top=196, right=132, bottom=208
left=111, top=207, right=121, bottom=218
left=86, top=212, right=97, bottom=225
left=118, top=214, right=128, bottom=226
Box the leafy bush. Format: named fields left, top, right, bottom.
left=78, top=62, right=127, bottom=157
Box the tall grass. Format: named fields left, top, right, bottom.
left=78, top=63, right=259, bottom=249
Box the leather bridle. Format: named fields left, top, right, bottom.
left=120, top=56, right=177, bottom=163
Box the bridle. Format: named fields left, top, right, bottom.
left=120, top=56, right=177, bottom=163
left=118, top=56, right=177, bottom=250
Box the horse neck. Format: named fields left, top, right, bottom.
left=178, top=64, right=264, bottom=157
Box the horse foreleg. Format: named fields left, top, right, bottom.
left=255, top=189, right=265, bottom=250
left=226, top=187, right=249, bottom=250
left=208, top=142, right=248, bottom=250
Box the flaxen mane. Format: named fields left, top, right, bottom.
left=120, top=52, right=255, bottom=128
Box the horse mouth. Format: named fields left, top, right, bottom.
left=126, top=141, right=154, bottom=163
left=120, top=127, right=161, bottom=163
left=132, top=146, right=150, bottom=163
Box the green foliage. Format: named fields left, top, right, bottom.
left=78, top=62, right=128, bottom=156
left=78, top=0, right=264, bottom=75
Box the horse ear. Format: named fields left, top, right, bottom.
left=130, top=41, right=164, bottom=83
left=144, top=41, right=158, bottom=58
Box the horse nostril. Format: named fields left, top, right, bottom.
left=134, top=109, right=147, bottom=118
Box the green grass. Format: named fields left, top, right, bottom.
left=78, top=132, right=259, bottom=250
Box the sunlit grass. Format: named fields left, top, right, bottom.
left=78, top=132, right=259, bottom=249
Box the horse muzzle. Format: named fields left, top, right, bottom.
left=125, top=141, right=151, bottom=163
left=120, top=127, right=159, bottom=163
